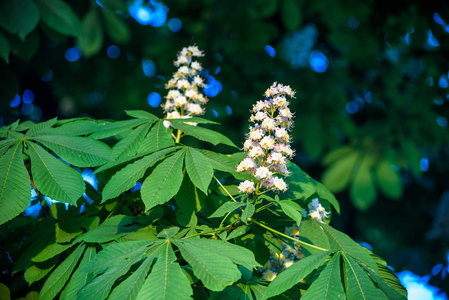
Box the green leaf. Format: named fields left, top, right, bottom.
left=375, top=160, right=402, bottom=199
left=199, top=150, right=242, bottom=173
left=301, top=252, right=346, bottom=300
left=342, top=253, right=388, bottom=300
left=170, top=120, right=237, bottom=148
left=241, top=203, right=255, bottom=224
left=81, top=215, right=143, bottom=243
left=38, top=243, right=85, bottom=300
left=101, top=9, right=130, bottom=44
left=0, top=32, right=11, bottom=63
left=60, top=246, right=97, bottom=300
left=78, top=7, right=104, bottom=57
left=112, top=123, right=151, bottom=159
left=141, top=148, right=186, bottom=211
left=279, top=200, right=303, bottom=226
left=108, top=256, right=152, bottom=300
left=262, top=250, right=333, bottom=299
left=0, top=143, right=30, bottom=225
left=0, top=283, right=10, bottom=300
left=297, top=219, right=330, bottom=255
left=174, top=239, right=243, bottom=291
left=125, top=110, right=159, bottom=121
left=46, top=120, right=102, bottom=136
left=0, top=0, right=39, bottom=40
left=89, top=119, right=148, bottom=140
left=24, top=257, right=58, bottom=285
left=349, top=154, right=377, bottom=211
left=185, top=147, right=214, bottom=194
left=25, top=117, right=57, bottom=137
left=34, top=0, right=81, bottom=36
left=102, top=148, right=176, bottom=202
left=31, top=135, right=112, bottom=167
left=137, top=242, right=193, bottom=300
left=138, top=120, right=174, bottom=154
left=318, top=223, right=378, bottom=273
left=209, top=201, right=245, bottom=219
left=27, top=142, right=85, bottom=205
left=281, top=0, right=301, bottom=31
left=32, top=243, right=74, bottom=262
left=9, top=29, right=40, bottom=61
left=282, top=161, right=317, bottom=201
left=175, top=177, right=204, bottom=226
left=360, top=263, right=407, bottom=300
left=322, top=150, right=359, bottom=193
left=78, top=241, right=154, bottom=300
left=0, top=139, right=16, bottom=156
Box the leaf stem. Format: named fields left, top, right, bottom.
left=213, top=176, right=237, bottom=202
left=255, top=202, right=274, bottom=213
left=175, top=129, right=183, bottom=143
left=250, top=218, right=329, bottom=252
left=182, top=225, right=231, bottom=239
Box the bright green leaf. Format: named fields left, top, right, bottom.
left=24, top=257, right=58, bottom=285
left=322, top=150, right=359, bottom=193
left=112, top=123, right=151, bottom=159
left=38, top=243, right=85, bottom=300
left=279, top=200, right=303, bottom=226
left=241, top=203, right=255, bottom=224
left=32, top=243, right=74, bottom=263
left=209, top=201, right=244, bottom=219
left=102, top=147, right=176, bottom=202
left=137, top=242, right=193, bottom=300
left=376, top=159, right=402, bottom=199
left=301, top=252, right=346, bottom=300
left=31, top=135, right=112, bottom=167
left=0, top=143, right=30, bottom=225
left=185, top=147, right=213, bottom=194
left=298, top=219, right=330, bottom=255
left=0, top=0, right=39, bottom=40
left=89, top=119, right=148, bottom=140
left=25, top=117, right=57, bottom=137
left=27, top=142, right=85, bottom=205
left=34, top=0, right=81, bottom=36
left=125, top=110, right=159, bottom=121
left=262, top=250, right=333, bottom=299
left=349, top=155, right=377, bottom=211
left=0, top=282, right=10, bottom=300
left=141, top=148, right=186, bottom=211
left=138, top=120, right=174, bottom=154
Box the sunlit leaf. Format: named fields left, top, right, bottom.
left=185, top=147, right=213, bottom=194
left=375, top=160, right=402, bottom=199
left=111, top=123, right=151, bottom=159
left=138, top=120, right=174, bottom=154
left=322, top=150, right=359, bottom=193
left=349, top=154, right=377, bottom=211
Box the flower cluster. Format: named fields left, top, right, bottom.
left=237, top=82, right=295, bottom=194
left=301, top=198, right=330, bottom=223
left=163, top=45, right=208, bottom=127
left=261, top=225, right=304, bottom=281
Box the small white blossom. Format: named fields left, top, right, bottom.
left=255, top=167, right=272, bottom=179
left=238, top=180, right=255, bottom=194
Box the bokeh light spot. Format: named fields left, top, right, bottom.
left=168, top=18, right=182, bottom=32
left=309, top=51, right=329, bottom=73
left=23, top=89, right=34, bottom=104
left=142, top=59, right=157, bottom=77
left=265, top=45, right=276, bottom=58
left=427, top=30, right=440, bottom=47
left=64, top=46, right=82, bottom=62
left=420, top=157, right=429, bottom=172
left=147, top=92, right=162, bottom=107
left=348, top=17, right=360, bottom=28
left=41, top=69, right=53, bottom=82
left=225, top=105, right=232, bottom=115
left=203, top=75, right=223, bottom=97
left=22, top=103, right=34, bottom=115
left=438, top=75, right=448, bottom=88
left=436, top=116, right=448, bottom=128
left=10, top=94, right=21, bottom=107
left=107, top=45, right=120, bottom=59
left=346, top=101, right=358, bottom=114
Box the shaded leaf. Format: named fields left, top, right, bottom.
left=376, top=160, right=402, bottom=199
left=301, top=252, right=346, bottom=300
left=242, top=203, right=255, bottom=224
left=0, top=32, right=11, bottom=63
left=349, top=154, right=377, bottom=211
left=0, top=143, right=30, bottom=225
left=38, top=243, right=85, bottom=300
left=27, top=142, right=85, bottom=205
left=281, top=0, right=301, bottom=31
left=322, top=150, right=359, bottom=193
left=279, top=200, right=303, bottom=226
left=112, top=123, right=151, bottom=159
left=262, top=250, right=333, bottom=299
left=101, top=9, right=130, bottom=44
left=78, top=7, right=103, bottom=57
left=0, top=0, right=39, bottom=40
left=34, top=0, right=81, bottom=36
left=141, top=148, right=186, bottom=211
left=209, top=201, right=244, bottom=219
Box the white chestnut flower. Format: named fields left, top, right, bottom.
left=238, top=180, right=255, bottom=194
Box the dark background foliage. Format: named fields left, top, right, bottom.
left=1, top=0, right=448, bottom=296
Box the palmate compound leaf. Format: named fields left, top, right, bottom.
left=30, top=135, right=113, bottom=167
left=209, top=201, right=245, bottom=219
left=60, top=246, right=97, bottom=299
left=342, top=253, right=388, bottom=300
left=38, top=243, right=85, bottom=300
left=173, top=238, right=261, bottom=291
left=0, top=143, right=31, bottom=225
left=185, top=147, right=214, bottom=194
left=89, top=119, right=149, bottom=140
left=77, top=240, right=159, bottom=300
left=101, top=147, right=177, bottom=202
left=262, top=250, right=334, bottom=299
left=111, top=123, right=151, bottom=159
left=318, top=222, right=378, bottom=273
left=297, top=219, right=330, bottom=255
left=27, top=141, right=85, bottom=205
left=141, top=148, right=186, bottom=211
left=136, top=242, right=193, bottom=300
left=169, top=120, right=237, bottom=148
left=137, top=120, right=175, bottom=155
left=279, top=200, right=303, bottom=226
left=301, top=252, right=346, bottom=300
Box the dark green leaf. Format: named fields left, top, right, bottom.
left=112, top=123, right=151, bottom=159
left=141, top=148, right=186, bottom=211
left=34, top=0, right=81, bottom=36
left=242, top=203, right=255, bottom=224
left=0, top=0, right=39, bottom=40
left=209, top=201, right=244, bottom=219
left=101, top=9, right=130, bottom=44
left=125, top=110, right=159, bottom=121
left=279, top=200, right=303, bottom=226
left=322, top=150, right=359, bottom=193
left=25, top=117, right=58, bottom=137
left=89, top=119, right=148, bottom=140
left=0, top=143, right=30, bottom=225
left=27, top=141, right=85, bottom=205
left=301, top=252, right=346, bottom=300
left=78, top=7, right=103, bottom=57
left=298, top=219, right=330, bottom=255
left=349, top=154, right=377, bottom=211
left=262, top=250, right=333, bottom=299
left=375, top=159, right=402, bottom=199
left=281, top=0, right=301, bottom=31
left=0, top=32, right=11, bottom=63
